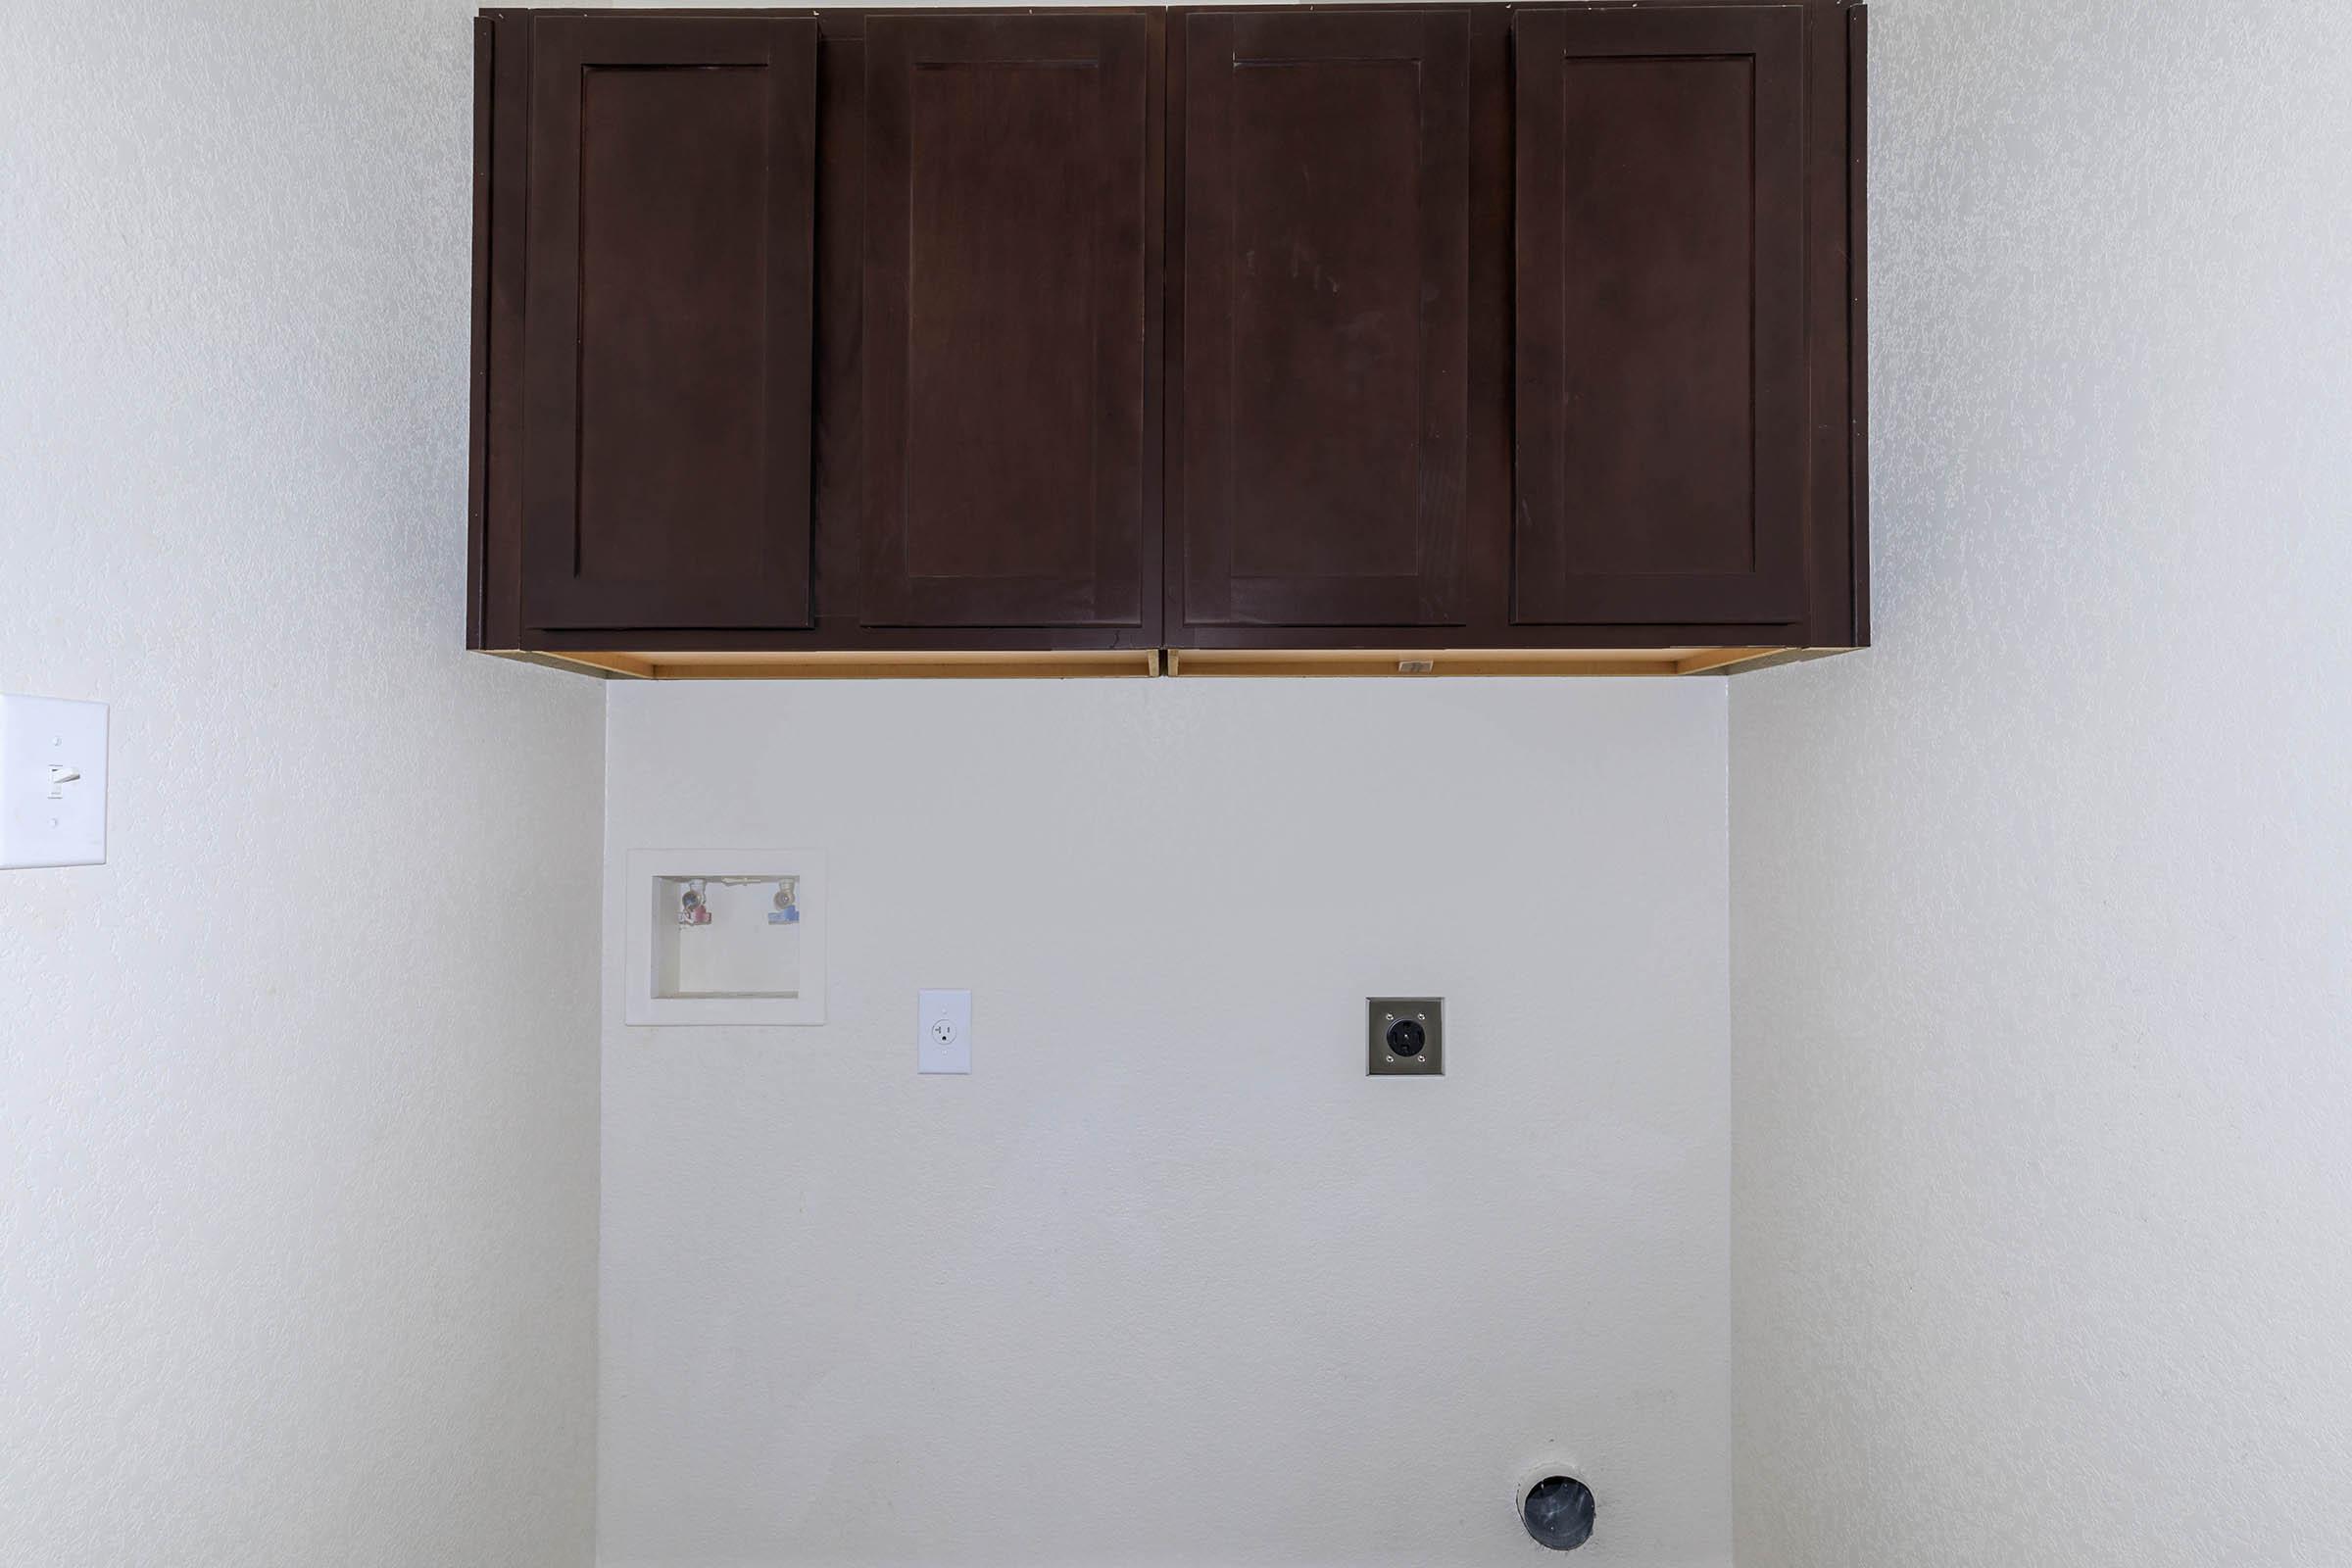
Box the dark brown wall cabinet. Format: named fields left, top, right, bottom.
left=1174, top=10, right=1471, bottom=631
left=863, top=15, right=1156, bottom=632
left=1513, top=4, right=1806, bottom=627
left=469, top=3, right=1867, bottom=679
left=521, top=17, right=818, bottom=633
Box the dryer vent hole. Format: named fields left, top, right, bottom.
left=1521, top=1476, right=1594, bottom=1551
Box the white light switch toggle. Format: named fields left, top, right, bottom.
left=918, top=989, right=972, bottom=1074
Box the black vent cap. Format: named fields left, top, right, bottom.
left=1521, top=1476, right=1594, bottom=1551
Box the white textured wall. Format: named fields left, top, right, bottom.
left=1731, top=2, right=2352, bottom=1564
left=0, top=4, right=603, bottom=1564
left=602, top=679, right=1732, bottom=1567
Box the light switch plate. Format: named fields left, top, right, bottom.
left=918, top=989, right=971, bottom=1074
left=1, top=695, right=109, bottom=870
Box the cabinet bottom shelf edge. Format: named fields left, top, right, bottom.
left=480, top=645, right=1845, bottom=681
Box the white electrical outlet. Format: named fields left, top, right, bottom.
left=918, top=989, right=971, bottom=1074
left=1, top=695, right=109, bottom=870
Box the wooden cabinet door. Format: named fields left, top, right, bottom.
left=1512, top=5, right=1807, bottom=626
left=521, top=17, right=818, bottom=632
left=862, top=15, right=1155, bottom=630
left=1176, top=10, right=1472, bottom=628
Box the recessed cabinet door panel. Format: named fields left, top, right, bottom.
left=864, top=15, right=1153, bottom=629
left=522, top=18, right=818, bottom=632
left=1179, top=10, right=1471, bottom=627
left=1513, top=5, right=1807, bottom=626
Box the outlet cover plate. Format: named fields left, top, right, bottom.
left=919, top=988, right=971, bottom=1074
left=1368, top=997, right=1444, bottom=1076
left=1, top=695, right=109, bottom=870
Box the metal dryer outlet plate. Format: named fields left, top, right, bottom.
left=1368, top=997, right=1444, bottom=1076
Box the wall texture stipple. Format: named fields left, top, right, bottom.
left=0, top=4, right=603, bottom=1565
left=1732, top=2, right=2352, bottom=1564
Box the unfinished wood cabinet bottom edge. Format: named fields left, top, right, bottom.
left=481, top=646, right=1825, bottom=680
left=1165, top=647, right=1793, bottom=677
left=483, top=648, right=1164, bottom=680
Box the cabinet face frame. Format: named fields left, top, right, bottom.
left=1173, top=8, right=1473, bottom=630
left=1509, top=3, right=1810, bottom=628
left=518, top=16, right=820, bottom=633
left=859, top=12, right=1162, bottom=632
